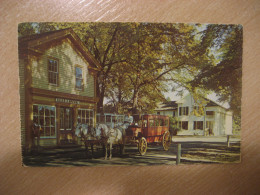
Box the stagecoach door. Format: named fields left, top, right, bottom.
left=59, top=107, right=73, bottom=144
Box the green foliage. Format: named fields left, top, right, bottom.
left=169, top=116, right=180, bottom=136
left=18, top=22, right=242, bottom=120
left=18, top=23, right=36, bottom=36
left=191, top=24, right=242, bottom=117
left=232, top=115, right=241, bottom=134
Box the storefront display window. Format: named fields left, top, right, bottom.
left=33, top=104, right=56, bottom=137
left=78, top=109, right=94, bottom=127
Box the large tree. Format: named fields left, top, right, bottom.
left=191, top=24, right=242, bottom=116
left=102, top=23, right=212, bottom=114
left=18, top=22, right=242, bottom=117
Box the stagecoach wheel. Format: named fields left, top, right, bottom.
left=162, top=131, right=171, bottom=151
left=138, top=137, right=147, bottom=156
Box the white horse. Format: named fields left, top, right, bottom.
left=114, top=122, right=130, bottom=154
left=75, top=123, right=89, bottom=137
left=95, top=123, right=125, bottom=160
left=75, top=123, right=125, bottom=160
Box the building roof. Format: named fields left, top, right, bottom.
left=19, top=28, right=102, bottom=71
left=155, top=96, right=228, bottom=111
left=154, top=101, right=178, bottom=111
left=204, top=97, right=228, bottom=109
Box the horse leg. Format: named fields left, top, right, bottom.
left=91, top=143, right=94, bottom=158
left=120, top=144, right=124, bottom=156
left=104, top=143, right=108, bottom=160
left=109, top=142, right=112, bottom=160
left=85, top=143, right=89, bottom=159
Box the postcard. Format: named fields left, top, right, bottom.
left=19, top=22, right=242, bottom=166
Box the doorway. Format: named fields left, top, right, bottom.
left=59, top=107, right=74, bottom=144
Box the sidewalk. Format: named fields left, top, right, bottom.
left=172, top=135, right=241, bottom=143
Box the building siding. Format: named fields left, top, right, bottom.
left=31, top=38, right=94, bottom=97
left=155, top=94, right=233, bottom=136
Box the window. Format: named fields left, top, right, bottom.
left=194, top=121, right=203, bottom=130
left=143, top=120, right=148, bottom=128
left=78, top=109, right=94, bottom=127
left=165, top=119, right=169, bottom=127
left=75, top=67, right=83, bottom=90
left=160, top=119, right=164, bottom=126
left=155, top=119, right=160, bottom=126
left=149, top=119, right=154, bottom=127
left=179, top=107, right=189, bottom=116
left=206, top=111, right=214, bottom=116
left=48, top=59, right=58, bottom=85
left=178, top=121, right=188, bottom=130
left=33, top=105, right=56, bottom=137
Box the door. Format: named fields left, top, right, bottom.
left=60, top=107, right=73, bottom=144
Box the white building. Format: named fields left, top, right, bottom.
left=155, top=94, right=233, bottom=136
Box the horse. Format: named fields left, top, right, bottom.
left=75, top=123, right=96, bottom=158
left=113, top=122, right=130, bottom=154
left=95, top=123, right=125, bottom=160
left=75, top=123, right=126, bottom=160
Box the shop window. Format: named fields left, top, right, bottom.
left=78, top=109, right=94, bottom=127
left=48, top=59, right=58, bottom=85
left=75, top=66, right=83, bottom=90
left=179, top=107, right=189, bottom=116
left=194, top=121, right=203, bottom=130
left=33, top=105, right=56, bottom=137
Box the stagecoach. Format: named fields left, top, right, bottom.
left=124, top=114, right=171, bottom=155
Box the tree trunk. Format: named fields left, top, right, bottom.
left=97, top=85, right=105, bottom=114
left=132, top=89, right=139, bottom=114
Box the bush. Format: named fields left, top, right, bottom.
left=169, top=116, right=180, bottom=136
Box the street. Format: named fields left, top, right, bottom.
left=23, top=138, right=240, bottom=167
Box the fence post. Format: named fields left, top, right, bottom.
left=176, top=143, right=181, bottom=165
left=227, top=135, right=230, bottom=147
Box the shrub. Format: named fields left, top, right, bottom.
left=169, top=116, right=180, bottom=136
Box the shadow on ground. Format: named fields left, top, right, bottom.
left=23, top=142, right=240, bottom=167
